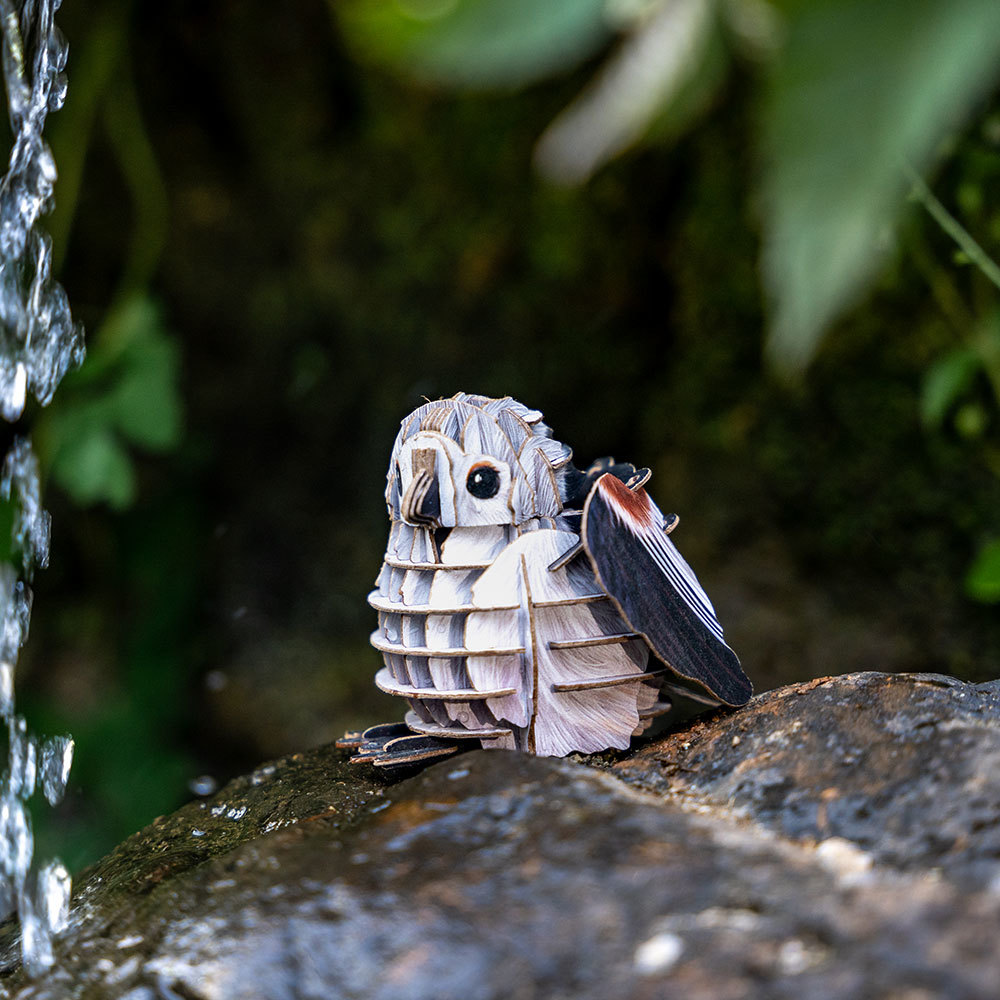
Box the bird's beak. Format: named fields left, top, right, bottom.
left=401, top=449, right=441, bottom=527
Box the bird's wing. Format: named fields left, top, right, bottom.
left=580, top=473, right=752, bottom=707
left=561, top=456, right=650, bottom=509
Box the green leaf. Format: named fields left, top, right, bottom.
left=80, top=297, right=184, bottom=450
left=337, top=0, right=611, bottom=88
left=45, top=295, right=182, bottom=503
left=762, top=0, right=1000, bottom=373
left=966, top=537, right=1000, bottom=603
left=51, top=423, right=136, bottom=510
left=110, top=325, right=182, bottom=450
left=920, top=348, right=981, bottom=429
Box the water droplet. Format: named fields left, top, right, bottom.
left=36, top=147, right=56, bottom=187
left=40, top=735, right=73, bottom=805
left=250, top=763, right=275, bottom=786
left=0, top=795, right=32, bottom=883
left=188, top=774, right=218, bottom=797
left=8, top=717, right=37, bottom=799
left=0, top=661, right=14, bottom=718
left=204, top=669, right=228, bottom=692
left=19, top=892, right=54, bottom=974
left=36, top=860, right=70, bottom=935
left=8, top=362, right=25, bottom=417
left=633, top=932, right=684, bottom=975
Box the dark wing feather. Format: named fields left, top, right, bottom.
left=581, top=474, right=752, bottom=707
left=561, top=457, right=649, bottom=509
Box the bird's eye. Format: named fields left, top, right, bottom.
left=466, top=464, right=500, bottom=499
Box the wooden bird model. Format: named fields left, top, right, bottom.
left=339, top=393, right=751, bottom=767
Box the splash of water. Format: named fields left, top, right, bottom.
left=0, top=449, right=75, bottom=976
left=0, top=0, right=82, bottom=977
left=0, top=0, right=83, bottom=422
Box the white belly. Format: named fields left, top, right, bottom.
left=368, top=520, right=665, bottom=755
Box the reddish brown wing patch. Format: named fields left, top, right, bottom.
left=597, top=472, right=656, bottom=533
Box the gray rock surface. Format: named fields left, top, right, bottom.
left=615, top=671, right=1000, bottom=879
left=5, top=671, right=1000, bottom=999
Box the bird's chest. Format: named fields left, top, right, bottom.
left=369, top=520, right=657, bottom=755
left=370, top=522, right=521, bottom=674
left=374, top=521, right=515, bottom=615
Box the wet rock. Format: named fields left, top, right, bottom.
left=0, top=741, right=383, bottom=974
left=613, top=671, right=1000, bottom=879
left=5, top=672, right=1000, bottom=999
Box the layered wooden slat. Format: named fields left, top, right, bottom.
left=375, top=667, right=516, bottom=701
left=370, top=631, right=525, bottom=658
left=350, top=734, right=460, bottom=766
left=551, top=667, right=667, bottom=693
left=548, top=631, right=641, bottom=650
left=368, top=590, right=610, bottom=614
left=382, top=557, right=492, bottom=572
left=404, top=710, right=512, bottom=740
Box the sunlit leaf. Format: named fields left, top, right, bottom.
left=535, top=0, right=717, bottom=183
left=920, top=348, right=981, bottom=429
left=762, top=0, right=1000, bottom=373
left=966, top=537, right=1000, bottom=603
left=338, top=0, right=611, bottom=88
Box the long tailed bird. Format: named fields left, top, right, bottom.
left=339, top=393, right=751, bottom=768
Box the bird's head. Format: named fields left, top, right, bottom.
left=385, top=394, right=573, bottom=527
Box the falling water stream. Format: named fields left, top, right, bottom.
left=0, top=0, right=84, bottom=976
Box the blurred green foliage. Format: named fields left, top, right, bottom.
left=335, top=0, right=1000, bottom=371
left=334, top=0, right=1000, bottom=601
left=967, top=539, right=1000, bottom=601
left=333, top=0, right=1000, bottom=605
left=761, top=0, right=1000, bottom=371
left=40, top=296, right=182, bottom=509
left=340, top=0, right=611, bottom=87
left=921, top=347, right=986, bottom=431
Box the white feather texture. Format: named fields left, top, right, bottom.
left=367, top=394, right=671, bottom=757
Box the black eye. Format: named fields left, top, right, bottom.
left=466, top=465, right=500, bottom=499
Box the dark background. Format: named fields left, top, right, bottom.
left=12, top=0, right=1000, bottom=869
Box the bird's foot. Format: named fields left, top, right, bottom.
left=336, top=721, right=463, bottom=769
